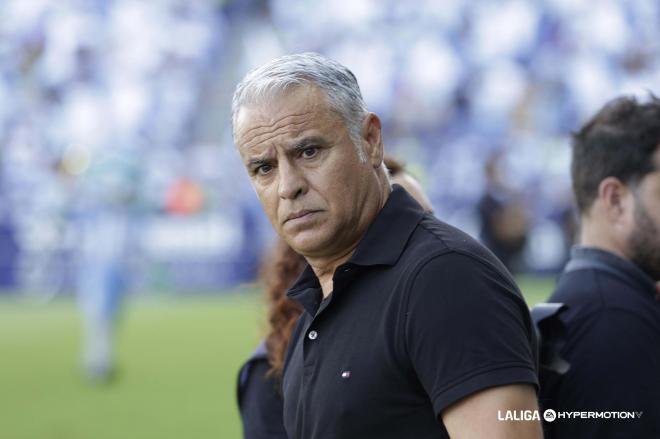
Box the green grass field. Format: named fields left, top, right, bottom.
left=0, top=278, right=554, bottom=439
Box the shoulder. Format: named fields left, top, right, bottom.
left=549, top=304, right=660, bottom=403
left=401, top=247, right=533, bottom=343
left=398, top=216, right=530, bottom=336
left=561, top=307, right=660, bottom=364
left=237, top=341, right=269, bottom=408
left=237, top=356, right=288, bottom=439
left=399, top=214, right=520, bottom=305
left=550, top=267, right=657, bottom=326
left=405, top=214, right=516, bottom=285
left=548, top=270, right=603, bottom=322
left=548, top=308, right=660, bottom=412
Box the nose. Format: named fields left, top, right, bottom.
left=278, top=159, right=308, bottom=200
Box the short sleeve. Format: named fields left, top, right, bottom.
left=547, top=310, right=660, bottom=438
left=404, top=251, right=538, bottom=416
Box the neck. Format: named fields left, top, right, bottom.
left=307, top=244, right=358, bottom=298
left=309, top=177, right=391, bottom=298
left=579, top=219, right=631, bottom=261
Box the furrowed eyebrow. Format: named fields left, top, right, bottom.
left=287, top=136, right=327, bottom=153
left=247, top=157, right=272, bottom=170
left=245, top=136, right=327, bottom=171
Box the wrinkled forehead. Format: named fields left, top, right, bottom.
left=234, top=86, right=337, bottom=149
left=236, top=83, right=324, bottom=122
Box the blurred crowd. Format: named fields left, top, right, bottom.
left=0, top=0, right=658, bottom=294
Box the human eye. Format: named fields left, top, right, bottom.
left=255, top=163, right=273, bottom=176
left=300, top=146, right=319, bottom=159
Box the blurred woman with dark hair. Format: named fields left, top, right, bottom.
left=237, top=157, right=433, bottom=439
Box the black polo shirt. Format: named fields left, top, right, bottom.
left=282, top=185, right=538, bottom=439
left=541, top=247, right=660, bottom=439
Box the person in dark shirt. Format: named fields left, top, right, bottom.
left=541, top=95, right=660, bottom=438
left=236, top=157, right=433, bottom=439
left=232, top=52, right=542, bottom=439
left=477, top=152, right=530, bottom=273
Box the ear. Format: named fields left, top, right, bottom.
left=360, top=113, right=384, bottom=168
left=597, top=177, right=632, bottom=224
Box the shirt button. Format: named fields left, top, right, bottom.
left=308, top=330, right=318, bottom=340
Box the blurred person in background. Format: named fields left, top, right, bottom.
left=540, top=95, right=660, bottom=438
left=232, top=52, right=541, bottom=439
left=477, top=152, right=530, bottom=273
left=0, top=185, right=19, bottom=291
left=67, top=150, right=140, bottom=383
left=76, top=207, right=129, bottom=383
left=237, top=156, right=433, bottom=439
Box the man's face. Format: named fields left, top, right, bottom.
left=627, top=150, right=660, bottom=281
left=234, top=86, right=381, bottom=259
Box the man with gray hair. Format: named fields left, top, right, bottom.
left=232, top=52, right=542, bottom=439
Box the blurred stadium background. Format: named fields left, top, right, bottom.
left=0, top=0, right=657, bottom=437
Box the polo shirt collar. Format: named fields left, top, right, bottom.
left=287, top=185, right=426, bottom=315
left=287, top=264, right=323, bottom=316
left=348, top=184, right=426, bottom=267
left=570, top=246, right=657, bottom=296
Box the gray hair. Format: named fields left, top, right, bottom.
left=231, top=52, right=369, bottom=160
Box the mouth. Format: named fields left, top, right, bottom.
left=284, top=210, right=320, bottom=224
